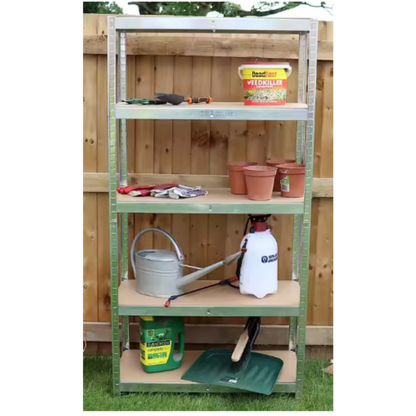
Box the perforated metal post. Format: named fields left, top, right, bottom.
left=118, top=31, right=128, bottom=186
left=117, top=30, right=130, bottom=351
left=296, top=20, right=318, bottom=399
left=296, top=33, right=308, bottom=165
left=292, top=32, right=308, bottom=281
left=107, top=16, right=120, bottom=396
left=289, top=32, right=308, bottom=351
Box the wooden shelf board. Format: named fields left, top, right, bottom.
left=118, top=279, right=300, bottom=316
left=117, top=189, right=304, bottom=214
left=117, top=102, right=307, bottom=111
left=120, top=349, right=297, bottom=384
left=116, top=101, right=308, bottom=121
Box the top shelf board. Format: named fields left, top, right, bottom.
left=115, top=102, right=307, bottom=121
left=114, top=17, right=313, bottom=34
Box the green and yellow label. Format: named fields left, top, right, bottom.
left=140, top=339, right=172, bottom=366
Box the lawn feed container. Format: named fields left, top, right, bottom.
left=139, top=316, right=185, bottom=373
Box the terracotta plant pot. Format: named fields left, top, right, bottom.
left=278, top=163, right=306, bottom=198
left=227, top=162, right=257, bottom=195
left=267, top=159, right=297, bottom=192
left=243, top=166, right=277, bottom=201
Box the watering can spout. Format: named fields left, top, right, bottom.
left=177, top=251, right=241, bottom=289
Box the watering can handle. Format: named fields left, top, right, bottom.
left=130, top=228, right=184, bottom=278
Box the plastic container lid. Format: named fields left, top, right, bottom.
left=240, top=61, right=291, bottom=69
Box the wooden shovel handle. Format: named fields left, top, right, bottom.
left=231, top=329, right=249, bottom=362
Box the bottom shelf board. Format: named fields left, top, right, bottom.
left=120, top=349, right=297, bottom=393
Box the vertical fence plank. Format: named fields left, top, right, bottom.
left=83, top=56, right=98, bottom=171
left=312, top=199, right=333, bottom=324
left=172, top=56, right=192, bottom=174
left=134, top=55, right=155, bottom=272
left=135, top=56, right=154, bottom=173
left=172, top=56, right=192, bottom=272
left=191, top=57, right=211, bottom=174
left=154, top=56, right=174, bottom=175
left=312, top=60, right=333, bottom=325
left=307, top=199, right=319, bottom=324
left=97, top=55, right=108, bottom=173
left=154, top=56, right=174, bottom=250
left=79, top=192, right=98, bottom=322
left=97, top=194, right=110, bottom=322
left=190, top=57, right=211, bottom=282
left=225, top=58, right=247, bottom=290
left=96, top=51, right=110, bottom=324
left=210, top=57, right=230, bottom=174
left=228, top=57, right=247, bottom=162
left=83, top=17, right=98, bottom=353
left=207, top=58, right=230, bottom=279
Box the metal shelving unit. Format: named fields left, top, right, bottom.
left=107, top=16, right=318, bottom=398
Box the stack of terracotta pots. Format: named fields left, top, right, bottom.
left=227, top=159, right=305, bottom=201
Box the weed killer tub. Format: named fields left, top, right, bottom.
left=238, top=62, right=292, bottom=105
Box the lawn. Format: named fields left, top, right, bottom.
left=83, top=356, right=333, bottom=411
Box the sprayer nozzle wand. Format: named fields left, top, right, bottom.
left=164, top=277, right=238, bottom=307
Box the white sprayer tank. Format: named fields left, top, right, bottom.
left=239, top=227, right=278, bottom=299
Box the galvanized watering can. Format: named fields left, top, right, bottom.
left=131, top=228, right=241, bottom=298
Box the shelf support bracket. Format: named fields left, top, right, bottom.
left=290, top=31, right=308, bottom=353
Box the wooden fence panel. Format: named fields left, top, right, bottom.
left=83, top=15, right=99, bottom=353
left=83, top=15, right=333, bottom=344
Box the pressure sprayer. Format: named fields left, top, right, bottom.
left=236, top=214, right=278, bottom=298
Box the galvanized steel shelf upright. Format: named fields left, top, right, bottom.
left=107, top=16, right=318, bottom=398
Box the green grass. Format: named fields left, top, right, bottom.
left=83, top=357, right=333, bottom=411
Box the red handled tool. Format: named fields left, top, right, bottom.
left=185, top=96, right=212, bottom=104
left=116, top=185, right=154, bottom=195
left=117, top=184, right=178, bottom=196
